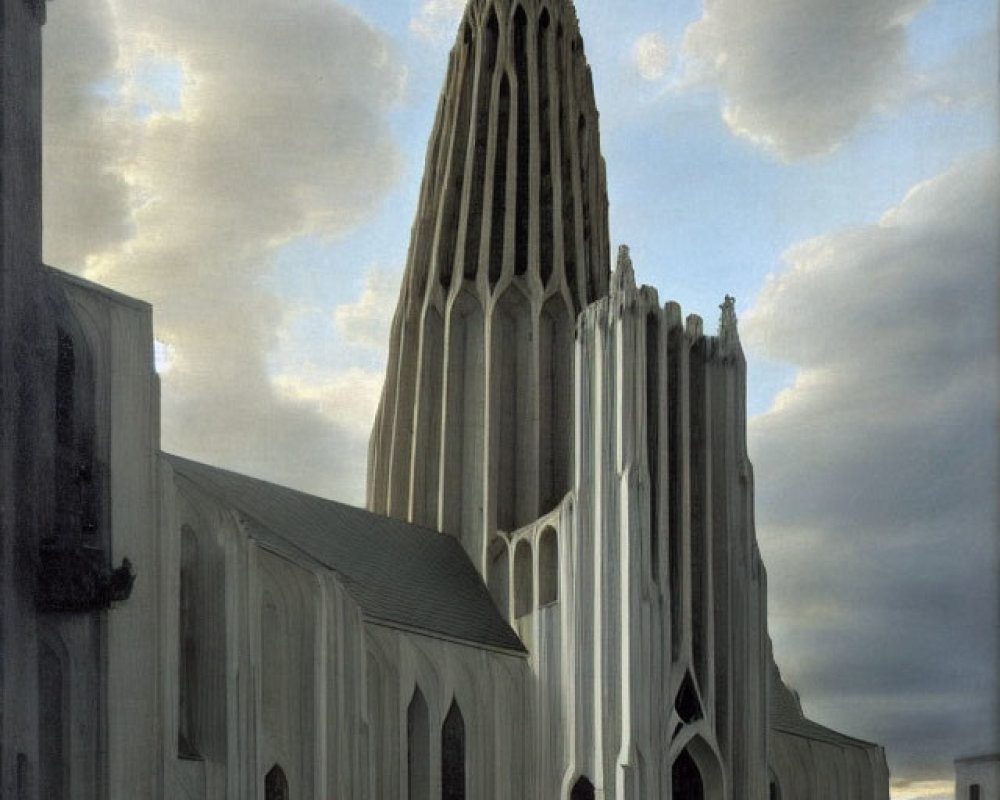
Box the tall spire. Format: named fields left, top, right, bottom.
left=368, top=0, right=610, bottom=572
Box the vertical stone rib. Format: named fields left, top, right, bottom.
left=436, top=21, right=477, bottom=290
left=513, top=6, right=531, bottom=278
left=466, top=12, right=499, bottom=285
left=408, top=306, right=444, bottom=527
left=557, top=24, right=581, bottom=312
left=538, top=10, right=555, bottom=287
left=666, top=306, right=684, bottom=662
left=489, top=74, right=511, bottom=287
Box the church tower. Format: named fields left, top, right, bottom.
left=368, top=0, right=610, bottom=573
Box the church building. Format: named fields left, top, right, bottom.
left=0, top=0, right=892, bottom=797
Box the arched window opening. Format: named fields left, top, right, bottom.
left=265, top=764, right=289, bottom=800
left=489, top=72, right=511, bottom=287
left=465, top=11, right=498, bottom=284
left=512, top=5, right=530, bottom=278
left=969, top=785, right=981, bottom=800
left=442, top=292, right=484, bottom=543
left=178, top=525, right=201, bottom=758
left=539, top=296, right=572, bottom=512
left=675, top=672, right=703, bottom=725
left=577, top=112, right=592, bottom=299
left=558, top=24, right=579, bottom=310
left=439, top=13, right=482, bottom=289
left=646, top=312, right=661, bottom=580
left=571, top=776, right=595, bottom=800
left=537, top=8, right=554, bottom=286
left=408, top=687, right=430, bottom=800
left=770, top=779, right=782, bottom=800
left=671, top=749, right=704, bottom=800
left=667, top=322, right=684, bottom=661
left=413, top=307, right=444, bottom=528
left=494, top=286, right=532, bottom=530
left=487, top=537, right=510, bottom=620
left=514, top=540, right=533, bottom=618
left=538, top=528, right=558, bottom=606
left=441, top=700, right=466, bottom=800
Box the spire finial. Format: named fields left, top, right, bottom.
left=611, top=244, right=636, bottom=295
left=719, top=295, right=739, bottom=349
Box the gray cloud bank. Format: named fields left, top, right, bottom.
left=745, top=152, right=999, bottom=782
left=682, top=0, right=928, bottom=159
left=43, top=0, right=406, bottom=502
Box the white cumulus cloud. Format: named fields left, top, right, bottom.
left=43, top=0, right=407, bottom=503
left=633, top=32, right=671, bottom=82
left=333, top=267, right=401, bottom=352
left=681, top=0, right=929, bottom=159
left=744, top=152, right=999, bottom=782
left=410, top=0, right=466, bottom=43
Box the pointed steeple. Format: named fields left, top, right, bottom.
left=368, top=0, right=611, bottom=573
left=396, top=0, right=609, bottom=315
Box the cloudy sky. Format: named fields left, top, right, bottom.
left=41, top=0, right=996, bottom=796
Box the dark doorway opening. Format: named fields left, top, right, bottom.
left=672, top=749, right=704, bottom=800
left=570, top=776, right=595, bottom=800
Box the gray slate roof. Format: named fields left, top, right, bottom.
left=166, top=454, right=525, bottom=655
left=769, top=659, right=878, bottom=749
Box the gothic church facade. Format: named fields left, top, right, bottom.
left=0, top=0, right=891, bottom=797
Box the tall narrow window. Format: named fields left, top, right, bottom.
left=494, top=287, right=532, bottom=530
left=514, top=540, right=533, bottom=618
left=265, top=764, right=289, bottom=800
left=408, top=687, right=430, bottom=800
left=558, top=25, right=578, bottom=309
left=969, top=785, right=980, bottom=800
left=646, top=313, right=660, bottom=580
left=672, top=749, right=704, bottom=800
left=512, top=5, right=530, bottom=277
left=178, top=526, right=200, bottom=758
left=441, top=700, right=465, bottom=800
left=489, top=73, right=511, bottom=286
left=538, top=528, right=558, bottom=605
left=464, top=11, right=497, bottom=285
left=571, top=776, right=595, bottom=800
left=537, top=9, right=554, bottom=286
left=487, top=537, right=510, bottom=620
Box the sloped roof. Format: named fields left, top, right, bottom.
left=769, top=658, right=879, bottom=749
left=165, top=454, right=525, bottom=655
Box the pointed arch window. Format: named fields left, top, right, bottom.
left=571, top=776, right=595, bottom=800
left=514, top=540, right=533, bottom=618
left=408, top=687, right=430, bottom=800
left=538, top=528, right=558, bottom=606
left=672, top=749, right=705, bottom=800
left=441, top=699, right=465, bottom=800
left=265, top=764, right=289, bottom=800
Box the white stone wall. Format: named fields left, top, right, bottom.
left=60, top=274, right=163, bottom=799
left=955, top=756, right=1000, bottom=800
left=163, top=465, right=532, bottom=800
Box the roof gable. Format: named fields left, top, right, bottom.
left=166, top=454, right=525, bottom=655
